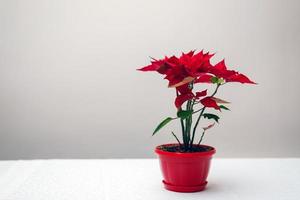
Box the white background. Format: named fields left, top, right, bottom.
left=0, top=0, right=299, bottom=159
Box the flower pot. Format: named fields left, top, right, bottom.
left=155, top=143, right=216, bottom=193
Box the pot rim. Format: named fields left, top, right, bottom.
left=155, top=143, right=216, bottom=157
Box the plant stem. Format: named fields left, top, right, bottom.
left=210, top=83, right=221, bottom=97
left=192, top=107, right=204, bottom=114
left=180, top=119, right=186, bottom=147
left=185, top=100, right=192, bottom=149
left=171, top=132, right=181, bottom=146
left=190, top=107, right=205, bottom=148
left=198, top=131, right=205, bottom=145
left=182, top=82, right=194, bottom=151
left=176, top=90, right=187, bottom=149
left=190, top=84, right=221, bottom=147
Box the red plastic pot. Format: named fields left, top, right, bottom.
left=155, top=143, right=216, bottom=193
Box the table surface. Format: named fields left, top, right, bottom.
left=0, top=159, right=299, bottom=200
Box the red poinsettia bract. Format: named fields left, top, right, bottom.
left=138, top=50, right=255, bottom=110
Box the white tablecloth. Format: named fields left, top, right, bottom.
left=0, top=159, right=299, bottom=200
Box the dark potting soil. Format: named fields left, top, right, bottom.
left=158, top=144, right=213, bottom=153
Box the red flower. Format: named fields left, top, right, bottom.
left=195, top=90, right=207, bottom=98
left=176, top=83, right=191, bottom=95
left=138, top=50, right=215, bottom=87
left=181, top=50, right=214, bottom=77
left=138, top=50, right=255, bottom=109
left=175, top=92, right=194, bottom=108
left=200, top=97, right=220, bottom=110
left=210, top=60, right=256, bottom=84
left=138, top=57, right=172, bottom=74
left=164, top=64, right=191, bottom=87
left=194, top=74, right=214, bottom=83
left=174, top=89, right=209, bottom=108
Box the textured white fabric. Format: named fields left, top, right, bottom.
left=0, top=159, right=299, bottom=200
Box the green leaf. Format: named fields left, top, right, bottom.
left=219, top=105, right=230, bottom=110
left=177, top=110, right=193, bottom=120
left=203, top=113, right=220, bottom=123
left=153, top=117, right=173, bottom=136
left=211, top=77, right=219, bottom=84
left=219, top=105, right=230, bottom=111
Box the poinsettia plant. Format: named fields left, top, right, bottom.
left=138, top=50, right=255, bottom=152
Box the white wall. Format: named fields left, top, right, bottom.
left=0, top=0, right=299, bottom=159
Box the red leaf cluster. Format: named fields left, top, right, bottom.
left=210, top=60, right=256, bottom=84
left=138, top=50, right=255, bottom=109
